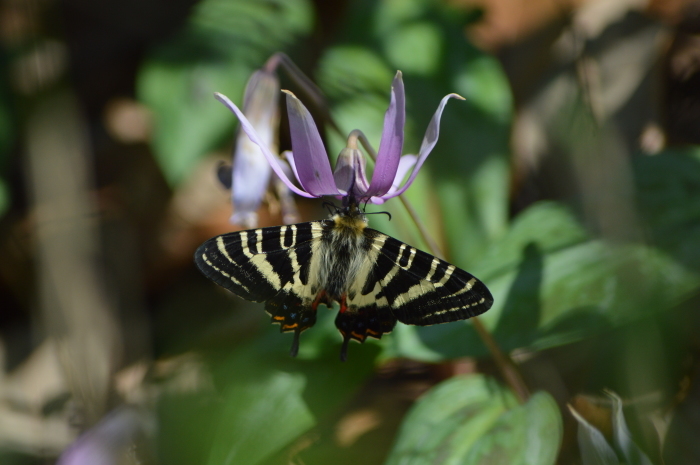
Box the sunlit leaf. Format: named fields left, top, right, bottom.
left=385, top=375, right=562, bottom=465
left=137, top=0, right=313, bottom=185
left=388, top=201, right=700, bottom=360
left=383, top=22, right=443, bottom=76
left=207, top=371, right=315, bottom=465
left=139, top=60, right=251, bottom=185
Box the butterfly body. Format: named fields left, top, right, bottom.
left=195, top=204, right=493, bottom=360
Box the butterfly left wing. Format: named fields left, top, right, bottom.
left=335, top=229, right=493, bottom=356
left=194, top=222, right=324, bottom=355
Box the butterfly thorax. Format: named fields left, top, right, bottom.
left=315, top=206, right=371, bottom=302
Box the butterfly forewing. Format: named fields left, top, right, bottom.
left=195, top=222, right=322, bottom=306
left=356, top=230, right=493, bottom=325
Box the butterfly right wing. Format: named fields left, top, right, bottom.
left=337, top=229, right=493, bottom=348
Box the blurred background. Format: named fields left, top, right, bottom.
left=1, top=0, right=699, bottom=463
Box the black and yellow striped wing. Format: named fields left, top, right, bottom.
left=335, top=229, right=492, bottom=352
left=195, top=222, right=325, bottom=356
left=195, top=220, right=493, bottom=360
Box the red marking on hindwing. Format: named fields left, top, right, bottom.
left=311, top=290, right=327, bottom=312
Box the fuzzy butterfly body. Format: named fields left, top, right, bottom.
left=195, top=205, right=493, bottom=360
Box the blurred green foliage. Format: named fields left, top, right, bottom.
left=385, top=375, right=562, bottom=465
left=138, top=0, right=314, bottom=185
left=134, top=0, right=700, bottom=463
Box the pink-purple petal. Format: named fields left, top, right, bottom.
left=283, top=90, right=341, bottom=197
left=369, top=154, right=416, bottom=204
left=215, top=92, right=316, bottom=199
left=283, top=150, right=301, bottom=184
left=333, top=147, right=370, bottom=196
left=382, top=93, right=464, bottom=199
left=230, top=70, right=279, bottom=227
left=365, top=71, right=405, bottom=197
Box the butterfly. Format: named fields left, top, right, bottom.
left=195, top=203, right=493, bottom=360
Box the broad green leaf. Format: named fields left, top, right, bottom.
left=383, top=22, right=443, bottom=76
left=191, top=0, right=312, bottom=58
left=385, top=375, right=562, bottom=465
left=138, top=60, right=251, bottom=185
left=207, top=371, right=315, bottom=465
left=464, top=391, right=562, bottom=465
left=316, top=47, right=394, bottom=101
left=633, top=147, right=700, bottom=273
left=204, top=319, right=377, bottom=465
left=137, top=0, right=313, bottom=185
left=388, top=201, right=700, bottom=360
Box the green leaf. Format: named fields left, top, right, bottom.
left=383, top=22, right=443, bottom=76
left=388, top=201, right=700, bottom=361
left=191, top=0, right=313, bottom=57
left=633, top=147, right=700, bottom=274
left=207, top=371, right=315, bottom=465
left=137, top=0, right=313, bottom=185
left=205, top=319, right=378, bottom=465
left=385, top=375, right=562, bottom=465
left=138, top=60, right=251, bottom=185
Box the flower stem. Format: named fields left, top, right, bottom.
left=356, top=130, right=530, bottom=403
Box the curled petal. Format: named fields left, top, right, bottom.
left=380, top=93, right=464, bottom=200
left=283, top=90, right=341, bottom=196
left=230, top=135, right=271, bottom=227
left=365, top=71, right=405, bottom=198
left=230, top=71, right=279, bottom=227
left=284, top=150, right=300, bottom=183
left=215, top=92, right=316, bottom=199
left=274, top=152, right=301, bottom=224
left=387, top=154, right=417, bottom=195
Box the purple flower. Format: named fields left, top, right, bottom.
left=223, top=54, right=301, bottom=228
left=215, top=71, right=463, bottom=205
left=228, top=67, right=279, bottom=227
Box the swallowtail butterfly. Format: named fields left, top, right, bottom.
left=195, top=202, right=493, bottom=360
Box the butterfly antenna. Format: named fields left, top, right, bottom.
left=364, top=210, right=392, bottom=221
left=322, top=200, right=339, bottom=216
